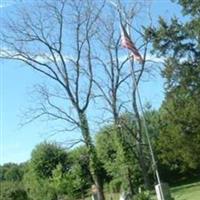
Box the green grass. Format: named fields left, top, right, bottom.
left=85, top=181, right=200, bottom=200
left=170, top=181, right=200, bottom=200
left=150, top=181, right=200, bottom=200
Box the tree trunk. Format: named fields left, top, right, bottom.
left=137, top=142, right=151, bottom=189
left=78, top=112, right=105, bottom=200
left=132, top=93, right=151, bottom=190
left=114, top=117, right=135, bottom=195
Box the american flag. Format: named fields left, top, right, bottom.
left=121, top=24, right=143, bottom=62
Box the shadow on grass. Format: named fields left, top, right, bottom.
left=170, top=174, right=200, bottom=188
left=171, top=181, right=200, bottom=193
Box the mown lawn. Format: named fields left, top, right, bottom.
left=86, top=181, right=200, bottom=200
left=145, top=181, right=200, bottom=200
left=170, top=181, right=200, bottom=200
left=150, top=181, right=200, bottom=200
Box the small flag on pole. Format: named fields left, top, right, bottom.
left=121, top=24, right=143, bottom=62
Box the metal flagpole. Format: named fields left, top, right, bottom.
left=130, top=59, right=165, bottom=200
left=126, top=20, right=165, bottom=200
left=124, top=16, right=165, bottom=198
left=125, top=13, right=165, bottom=199
left=106, top=1, right=165, bottom=199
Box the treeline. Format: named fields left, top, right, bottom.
left=1, top=107, right=200, bottom=199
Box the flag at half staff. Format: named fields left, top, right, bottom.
left=120, top=24, right=143, bottom=62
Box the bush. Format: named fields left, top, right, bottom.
left=134, top=190, right=152, bottom=200
left=0, top=181, right=29, bottom=200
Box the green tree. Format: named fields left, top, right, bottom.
left=146, top=0, right=200, bottom=174
left=50, top=164, right=75, bottom=199
left=24, top=144, right=92, bottom=200
left=0, top=181, right=29, bottom=200
left=30, top=142, right=69, bottom=178
left=95, top=117, right=145, bottom=194
left=0, top=163, right=25, bottom=182
left=58, top=146, right=93, bottom=199
left=23, top=169, right=57, bottom=200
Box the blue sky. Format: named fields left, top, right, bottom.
left=0, top=0, right=184, bottom=164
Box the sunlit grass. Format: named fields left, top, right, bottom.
left=85, top=181, right=200, bottom=200
left=170, top=181, right=200, bottom=200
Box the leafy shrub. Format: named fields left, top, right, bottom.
left=134, top=190, right=152, bottom=200
left=0, top=181, right=29, bottom=200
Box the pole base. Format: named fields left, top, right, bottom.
left=155, top=183, right=173, bottom=200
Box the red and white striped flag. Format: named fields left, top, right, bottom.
left=121, top=24, right=143, bottom=62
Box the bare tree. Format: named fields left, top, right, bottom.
left=94, top=0, right=153, bottom=192
left=123, top=4, right=154, bottom=190
left=0, top=0, right=105, bottom=199
left=94, top=8, right=134, bottom=193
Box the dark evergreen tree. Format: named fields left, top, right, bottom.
left=145, top=0, right=200, bottom=174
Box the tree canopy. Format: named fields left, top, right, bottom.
left=146, top=0, right=200, bottom=174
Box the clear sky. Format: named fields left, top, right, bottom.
left=0, top=0, right=184, bottom=164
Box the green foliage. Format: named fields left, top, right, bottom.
left=156, top=100, right=200, bottom=172
left=96, top=126, right=120, bottom=178
left=22, top=143, right=92, bottom=200
left=21, top=142, right=72, bottom=199
left=50, top=164, right=66, bottom=194
left=30, top=142, right=69, bottom=178
left=95, top=118, right=145, bottom=193
left=134, top=190, right=152, bottom=200
left=50, top=164, right=78, bottom=199
left=50, top=161, right=90, bottom=199
left=173, top=0, right=200, bottom=17
left=0, top=163, right=25, bottom=182
left=145, top=0, right=200, bottom=179
left=23, top=169, right=57, bottom=200
left=69, top=146, right=92, bottom=189
left=0, top=181, right=29, bottom=200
